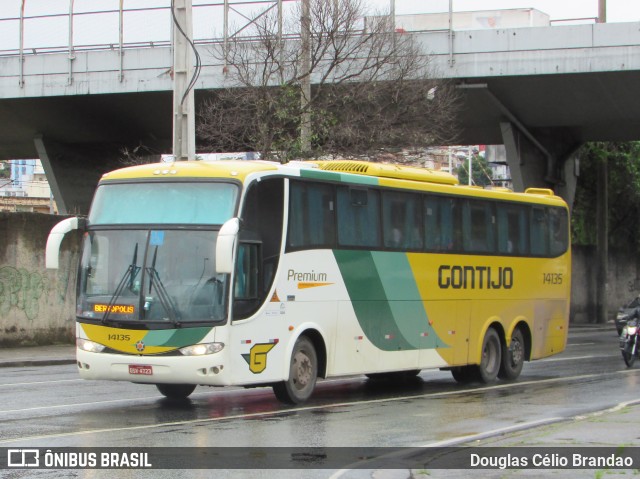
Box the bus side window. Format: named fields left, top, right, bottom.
left=233, top=242, right=260, bottom=319
left=462, top=200, right=495, bottom=253
left=549, top=207, right=568, bottom=256
left=530, top=207, right=549, bottom=256
left=425, top=196, right=457, bottom=251
left=382, top=191, right=423, bottom=250
left=497, top=204, right=529, bottom=255
left=337, top=187, right=381, bottom=248
left=287, top=181, right=335, bottom=250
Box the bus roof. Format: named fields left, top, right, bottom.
left=99, top=160, right=279, bottom=183
left=99, top=159, right=567, bottom=207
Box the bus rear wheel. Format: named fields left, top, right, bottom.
left=450, top=365, right=476, bottom=383
left=156, top=383, right=196, bottom=399
left=498, top=328, right=525, bottom=380
left=273, top=336, right=318, bottom=404
left=475, top=328, right=502, bottom=383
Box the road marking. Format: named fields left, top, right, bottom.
left=1, top=370, right=636, bottom=445
left=328, top=387, right=640, bottom=478
left=538, top=354, right=612, bottom=362
left=0, top=379, right=83, bottom=387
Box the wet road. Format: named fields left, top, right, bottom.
left=1, top=327, right=638, bottom=478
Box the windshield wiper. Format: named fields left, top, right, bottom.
left=145, top=246, right=181, bottom=327
left=101, top=243, right=140, bottom=324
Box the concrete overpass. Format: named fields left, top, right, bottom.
left=2, top=21, right=640, bottom=212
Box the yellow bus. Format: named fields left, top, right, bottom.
left=46, top=159, right=570, bottom=404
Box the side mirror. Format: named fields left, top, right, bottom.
left=216, top=218, right=240, bottom=274
left=45, top=217, right=85, bottom=269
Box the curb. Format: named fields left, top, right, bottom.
left=0, top=358, right=76, bottom=368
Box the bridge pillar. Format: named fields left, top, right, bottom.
left=500, top=122, right=580, bottom=211
left=34, top=135, right=126, bottom=215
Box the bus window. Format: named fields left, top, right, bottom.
left=497, top=204, right=529, bottom=255
left=382, top=191, right=423, bottom=250
left=462, top=200, right=495, bottom=254
left=337, top=187, right=381, bottom=248
left=549, top=207, right=569, bottom=256
left=530, top=207, right=550, bottom=256
left=288, top=181, right=336, bottom=250
left=425, top=195, right=459, bottom=252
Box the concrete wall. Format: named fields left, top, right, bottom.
left=571, top=245, right=640, bottom=324
left=0, top=214, right=630, bottom=345
left=0, top=212, right=80, bottom=346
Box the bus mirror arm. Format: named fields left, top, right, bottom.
left=45, top=216, right=86, bottom=270
left=216, top=218, right=240, bottom=274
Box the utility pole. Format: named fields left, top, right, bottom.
left=172, top=0, right=196, bottom=161
left=598, top=0, right=606, bottom=23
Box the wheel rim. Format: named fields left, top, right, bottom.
left=292, top=349, right=313, bottom=391
left=510, top=337, right=524, bottom=367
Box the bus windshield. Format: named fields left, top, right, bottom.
left=78, top=229, right=228, bottom=325
left=89, top=182, right=238, bottom=225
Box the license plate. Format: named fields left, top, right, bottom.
left=129, top=364, right=153, bottom=375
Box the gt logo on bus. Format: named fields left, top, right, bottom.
left=242, top=343, right=277, bottom=374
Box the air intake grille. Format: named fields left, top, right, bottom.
left=319, top=162, right=370, bottom=174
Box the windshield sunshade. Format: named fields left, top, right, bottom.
left=89, top=182, right=238, bottom=225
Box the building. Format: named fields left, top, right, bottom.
left=0, top=159, right=57, bottom=214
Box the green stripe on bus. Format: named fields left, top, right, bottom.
left=300, top=169, right=379, bottom=186
left=334, top=250, right=445, bottom=351
left=145, top=327, right=211, bottom=347
left=370, top=252, right=441, bottom=349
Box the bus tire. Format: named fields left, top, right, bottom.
left=156, top=383, right=196, bottom=399
left=273, top=336, right=318, bottom=404
left=498, top=328, right=525, bottom=380
left=475, top=328, right=502, bottom=383
left=450, top=366, right=476, bottom=383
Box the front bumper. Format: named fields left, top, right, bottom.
left=76, top=347, right=231, bottom=386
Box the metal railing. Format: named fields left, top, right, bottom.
left=1, top=0, right=300, bottom=86
left=0, top=1, right=599, bottom=88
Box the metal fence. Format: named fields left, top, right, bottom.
left=0, top=1, right=308, bottom=56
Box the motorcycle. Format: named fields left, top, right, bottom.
left=620, top=315, right=640, bottom=367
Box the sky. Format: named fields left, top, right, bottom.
left=1, top=0, right=639, bottom=51
left=371, top=0, right=639, bottom=23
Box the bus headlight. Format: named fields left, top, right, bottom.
left=179, top=343, right=225, bottom=356
left=77, top=338, right=106, bottom=353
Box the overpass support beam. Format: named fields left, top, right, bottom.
left=34, top=135, right=125, bottom=215
left=500, top=122, right=580, bottom=211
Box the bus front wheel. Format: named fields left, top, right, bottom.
left=156, top=383, right=196, bottom=399
left=476, top=328, right=502, bottom=383
left=273, top=336, right=318, bottom=404
left=498, top=328, right=525, bottom=380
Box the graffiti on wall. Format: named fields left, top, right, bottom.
left=0, top=266, right=49, bottom=320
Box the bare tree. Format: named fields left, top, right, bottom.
left=197, top=0, right=460, bottom=162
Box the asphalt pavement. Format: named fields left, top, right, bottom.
left=2, top=323, right=640, bottom=475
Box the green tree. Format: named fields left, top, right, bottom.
left=455, top=154, right=494, bottom=187
left=197, top=0, right=459, bottom=162
left=572, top=142, right=640, bottom=253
